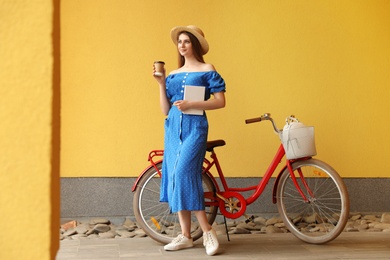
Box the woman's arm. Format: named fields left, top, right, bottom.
left=173, top=91, right=225, bottom=112
left=153, top=66, right=171, bottom=116
left=159, top=84, right=171, bottom=115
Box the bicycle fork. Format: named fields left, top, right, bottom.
left=286, top=160, right=315, bottom=203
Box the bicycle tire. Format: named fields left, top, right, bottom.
left=133, top=162, right=218, bottom=244
left=276, top=158, right=349, bottom=244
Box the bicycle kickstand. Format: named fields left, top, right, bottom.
left=223, top=215, right=230, bottom=242
left=221, top=214, right=254, bottom=242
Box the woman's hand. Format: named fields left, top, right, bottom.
left=173, top=100, right=190, bottom=111
left=152, top=63, right=170, bottom=115
left=152, top=64, right=166, bottom=85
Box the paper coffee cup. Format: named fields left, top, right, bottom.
left=154, top=61, right=165, bottom=76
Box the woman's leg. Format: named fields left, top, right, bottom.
left=178, top=210, right=192, bottom=238
left=178, top=210, right=211, bottom=235
left=178, top=210, right=212, bottom=237
left=194, top=210, right=212, bottom=232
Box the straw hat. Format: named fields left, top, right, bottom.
left=170, top=25, right=209, bottom=55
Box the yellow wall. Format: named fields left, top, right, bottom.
left=0, top=1, right=59, bottom=259
left=62, top=0, right=390, bottom=178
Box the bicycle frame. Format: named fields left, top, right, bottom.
left=204, top=144, right=284, bottom=203
left=132, top=142, right=313, bottom=217
left=203, top=143, right=313, bottom=209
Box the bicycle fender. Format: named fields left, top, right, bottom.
left=131, top=160, right=163, bottom=192
left=272, top=165, right=288, bottom=204
left=203, top=170, right=221, bottom=193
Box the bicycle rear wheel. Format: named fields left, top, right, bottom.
left=276, top=159, right=349, bottom=244
left=133, top=162, right=218, bottom=244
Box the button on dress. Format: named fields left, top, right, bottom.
left=160, top=71, right=226, bottom=213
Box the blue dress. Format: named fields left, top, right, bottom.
left=160, top=71, right=226, bottom=213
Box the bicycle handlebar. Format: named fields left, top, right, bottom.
left=245, top=113, right=283, bottom=134
left=245, top=117, right=262, bottom=124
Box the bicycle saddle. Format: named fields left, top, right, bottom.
left=206, top=140, right=226, bottom=152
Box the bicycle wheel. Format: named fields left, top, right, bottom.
left=276, top=159, right=349, bottom=244
left=133, top=162, right=218, bottom=244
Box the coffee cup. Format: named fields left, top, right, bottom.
left=154, top=61, right=165, bottom=76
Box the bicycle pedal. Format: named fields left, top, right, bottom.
left=245, top=215, right=255, bottom=223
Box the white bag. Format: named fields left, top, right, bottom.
left=280, top=117, right=317, bottom=159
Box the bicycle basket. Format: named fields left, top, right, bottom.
left=280, top=117, right=317, bottom=160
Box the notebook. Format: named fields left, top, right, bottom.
left=183, top=85, right=206, bottom=115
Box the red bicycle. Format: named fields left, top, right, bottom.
left=132, top=113, right=349, bottom=245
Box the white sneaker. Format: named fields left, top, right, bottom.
left=164, top=234, right=194, bottom=251
left=203, top=228, right=219, bottom=256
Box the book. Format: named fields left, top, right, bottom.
left=183, top=85, right=206, bottom=115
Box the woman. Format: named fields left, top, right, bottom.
left=153, top=25, right=226, bottom=256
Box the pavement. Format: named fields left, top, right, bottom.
left=56, top=232, right=390, bottom=259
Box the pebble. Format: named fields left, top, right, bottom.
left=99, top=231, right=116, bottom=238
left=75, top=224, right=88, bottom=234
left=381, top=214, right=390, bottom=224
left=60, top=212, right=390, bottom=240
left=93, top=224, right=110, bottom=233
left=90, top=218, right=110, bottom=225
left=229, top=227, right=251, bottom=234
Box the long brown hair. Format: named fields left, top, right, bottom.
left=177, top=31, right=205, bottom=68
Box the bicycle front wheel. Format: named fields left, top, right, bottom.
left=276, top=159, right=349, bottom=244
left=133, top=162, right=218, bottom=244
